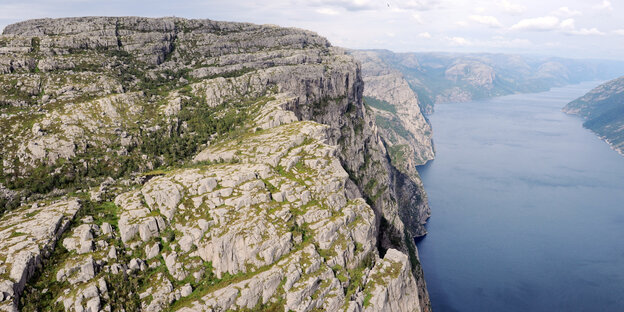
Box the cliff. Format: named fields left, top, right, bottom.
left=563, top=77, right=624, bottom=155
left=349, top=50, right=434, bottom=168
left=349, top=50, right=434, bottom=240
left=0, top=17, right=430, bottom=311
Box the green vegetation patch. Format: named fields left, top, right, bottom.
left=387, top=144, right=410, bottom=170
left=168, top=261, right=276, bottom=311
left=374, top=115, right=411, bottom=141
left=9, top=231, right=27, bottom=238
left=363, top=96, right=397, bottom=114
left=19, top=228, right=76, bottom=311
left=141, top=92, right=273, bottom=168
left=342, top=252, right=375, bottom=307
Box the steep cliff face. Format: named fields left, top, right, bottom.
left=0, top=17, right=430, bottom=311
left=350, top=50, right=434, bottom=169
left=275, top=51, right=432, bottom=309
left=563, top=77, right=624, bottom=155
left=349, top=50, right=433, bottom=242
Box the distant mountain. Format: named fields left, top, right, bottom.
left=355, top=50, right=624, bottom=114
left=563, top=77, right=624, bottom=155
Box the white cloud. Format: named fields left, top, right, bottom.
left=418, top=32, right=431, bottom=38
left=448, top=36, right=471, bottom=46
left=455, top=21, right=468, bottom=27
left=510, top=16, right=560, bottom=31
left=594, top=0, right=613, bottom=11
left=511, top=16, right=605, bottom=36
left=469, top=15, right=503, bottom=28
left=387, top=32, right=396, bottom=37
left=316, top=7, right=339, bottom=15
left=567, top=28, right=605, bottom=36
left=554, top=7, right=582, bottom=17
left=559, top=18, right=575, bottom=31
left=500, top=0, right=526, bottom=15
left=613, top=29, right=624, bottom=35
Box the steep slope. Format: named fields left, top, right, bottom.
left=563, top=77, right=624, bottom=155
left=359, top=50, right=624, bottom=113
left=349, top=50, right=433, bottom=242
left=0, top=17, right=430, bottom=311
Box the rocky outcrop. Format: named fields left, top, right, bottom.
left=0, top=16, right=331, bottom=185
left=57, top=278, right=109, bottom=312
left=273, top=53, right=432, bottom=310
left=0, top=199, right=81, bottom=311
left=0, top=17, right=431, bottom=311
left=563, top=77, right=624, bottom=156
left=363, top=249, right=420, bottom=311
left=16, top=113, right=420, bottom=312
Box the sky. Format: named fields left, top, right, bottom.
left=1, top=0, right=623, bottom=60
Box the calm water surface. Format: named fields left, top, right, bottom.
left=416, top=82, right=624, bottom=312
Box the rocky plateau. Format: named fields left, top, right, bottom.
left=0, top=17, right=433, bottom=311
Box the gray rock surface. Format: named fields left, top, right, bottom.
left=0, top=199, right=81, bottom=311
left=62, top=224, right=96, bottom=254
left=350, top=50, right=434, bottom=168
left=56, top=256, right=97, bottom=285
left=363, top=249, right=420, bottom=312
left=0, top=16, right=431, bottom=312
left=57, top=278, right=110, bottom=312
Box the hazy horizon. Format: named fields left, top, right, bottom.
left=2, top=0, right=623, bottom=60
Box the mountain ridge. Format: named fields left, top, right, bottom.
left=563, top=76, right=624, bottom=156
left=355, top=49, right=624, bottom=113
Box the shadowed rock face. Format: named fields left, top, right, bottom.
left=0, top=17, right=431, bottom=311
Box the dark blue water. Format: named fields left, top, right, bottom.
left=416, top=82, right=624, bottom=312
